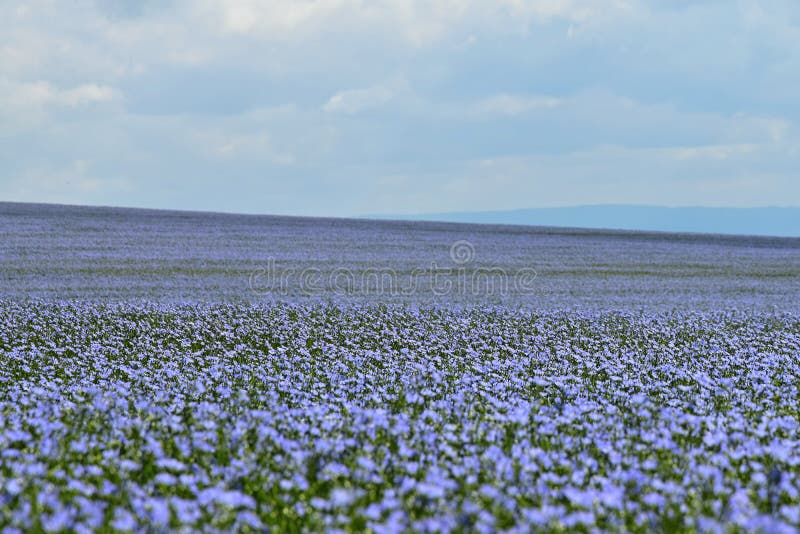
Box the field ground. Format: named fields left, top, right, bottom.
left=2, top=201, right=799, bottom=310
left=1, top=202, right=800, bottom=532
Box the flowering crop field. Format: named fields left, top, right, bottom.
left=3, top=202, right=799, bottom=310
left=1, top=203, right=800, bottom=532
left=2, top=303, right=800, bottom=532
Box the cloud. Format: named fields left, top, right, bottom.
left=57, top=84, right=121, bottom=106
left=0, top=80, right=123, bottom=136
left=1, top=81, right=121, bottom=109
left=356, top=142, right=800, bottom=214
left=323, top=85, right=396, bottom=114
left=672, top=143, right=759, bottom=161
left=199, top=0, right=634, bottom=44
left=0, top=159, right=133, bottom=206
left=215, top=133, right=295, bottom=165
left=474, top=94, right=561, bottom=116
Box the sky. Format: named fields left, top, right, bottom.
left=1, top=0, right=799, bottom=217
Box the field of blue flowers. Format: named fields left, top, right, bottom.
left=2, top=203, right=800, bottom=532
left=2, top=301, right=800, bottom=532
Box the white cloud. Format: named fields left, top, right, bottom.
left=359, top=141, right=798, bottom=214
left=215, top=132, right=295, bottom=165
left=0, top=159, right=133, bottom=206
left=0, top=80, right=123, bottom=136
left=60, top=84, right=120, bottom=106
left=1, top=81, right=121, bottom=109
left=672, top=143, right=759, bottom=161
left=198, top=0, right=633, bottom=44
left=474, top=94, right=561, bottom=116
left=324, top=85, right=395, bottom=114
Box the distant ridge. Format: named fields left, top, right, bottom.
left=3, top=201, right=799, bottom=239
left=368, top=205, right=800, bottom=238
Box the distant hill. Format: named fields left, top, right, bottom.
left=3, top=201, right=800, bottom=310
left=369, top=205, right=800, bottom=238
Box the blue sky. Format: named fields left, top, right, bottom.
left=1, top=0, right=799, bottom=217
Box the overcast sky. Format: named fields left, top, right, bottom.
left=1, top=1, right=799, bottom=217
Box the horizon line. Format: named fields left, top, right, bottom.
left=3, top=200, right=800, bottom=241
